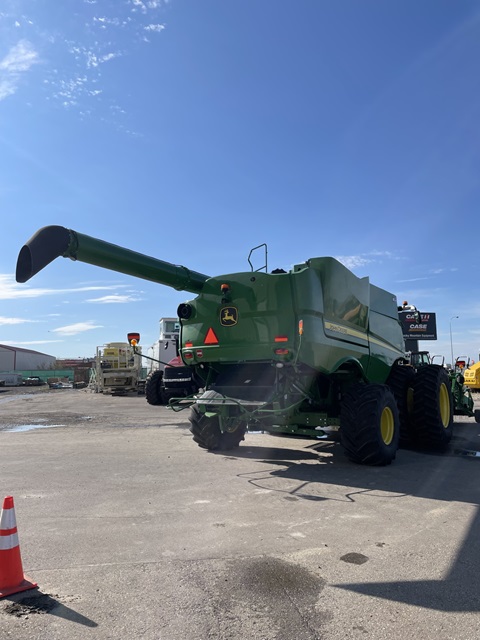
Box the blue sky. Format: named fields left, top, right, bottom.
left=1, top=0, right=480, bottom=363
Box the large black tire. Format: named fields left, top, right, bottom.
left=387, top=365, right=415, bottom=445
left=145, top=370, right=168, bottom=406
left=411, top=365, right=453, bottom=448
left=340, top=383, right=400, bottom=466
left=189, top=405, right=246, bottom=451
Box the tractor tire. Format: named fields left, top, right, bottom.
left=145, top=370, right=168, bottom=406
left=189, top=405, right=246, bottom=451
left=387, top=365, right=415, bottom=445
left=411, top=365, right=453, bottom=449
left=340, top=383, right=400, bottom=466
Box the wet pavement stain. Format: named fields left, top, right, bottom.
left=4, top=423, right=66, bottom=432
left=340, top=552, right=369, bottom=565
left=206, top=556, right=332, bottom=640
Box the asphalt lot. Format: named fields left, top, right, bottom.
left=0, top=386, right=479, bottom=640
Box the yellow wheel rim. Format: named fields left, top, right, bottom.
left=381, top=406, right=395, bottom=445
left=439, top=382, right=450, bottom=428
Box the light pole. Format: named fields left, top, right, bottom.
left=450, top=315, right=459, bottom=368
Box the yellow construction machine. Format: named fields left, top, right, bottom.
left=464, top=360, right=480, bottom=392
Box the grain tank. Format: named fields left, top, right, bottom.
left=16, top=226, right=454, bottom=465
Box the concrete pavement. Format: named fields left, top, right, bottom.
left=0, top=388, right=479, bottom=639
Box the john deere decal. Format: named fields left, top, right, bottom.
left=220, top=307, right=238, bottom=326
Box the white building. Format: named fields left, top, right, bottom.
left=0, top=344, right=56, bottom=371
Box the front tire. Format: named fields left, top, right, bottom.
left=411, top=365, right=453, bottom=448
left=189, top=405, right=246, bottom=451
left=340, top=383, right=400, bottom=466
left=145, top=370, right=168, bottom=406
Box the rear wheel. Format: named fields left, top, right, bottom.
left=387, top=365, right=415, bottom=445
left=340, top=383, right=400, bottom=466
left=145, top=370, right=168, bottom=406
left=411, top=365, right=453, bottom=448
left=189, top=405, right=246, bottom=451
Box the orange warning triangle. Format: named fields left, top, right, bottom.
left=204, top=328, right=219, bottom=345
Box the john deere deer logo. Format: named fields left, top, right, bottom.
left=221, top=307, right=238, bottom=326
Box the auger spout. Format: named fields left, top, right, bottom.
left=16, top=226, right=210, bottom=293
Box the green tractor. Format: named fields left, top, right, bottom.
left=449, top=357, right=480, bottom=421
left=407, top=352, right=480, bottom=422
left=16, top=226, right=455, bottom=466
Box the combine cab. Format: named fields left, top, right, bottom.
left=16, top=225, right=458, bottom=465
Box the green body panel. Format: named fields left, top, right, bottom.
left=180, top=258, right=404, bottom=384
left=16, top=226, right=406, bottom=433
left=450, top=373, right=475, bottom=417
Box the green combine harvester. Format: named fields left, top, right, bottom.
left=16, top=226, right=456, bottom=466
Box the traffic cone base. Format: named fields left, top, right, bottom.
left=0, top=575, right=38, bottom=598
left=0, top=496, right=38, bottom=599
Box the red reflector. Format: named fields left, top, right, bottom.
left=196, top=350, right=203, bottom=357
left=274, top=336, right=288, bottom=342
left=185, top=341, right=193, bottom=347
left=275, top=349, right=289, bottom=355
left=184, top=351, right=193, bottom=359
left=204, top=328, right=219, bottom=345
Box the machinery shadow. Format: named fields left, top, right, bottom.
left=221, top=419, right=480, bottom=612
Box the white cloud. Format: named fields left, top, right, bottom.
left=0, top=40, right=39, bottom=101
left=0, top=40, right=38, bottom=73
left=101, top=52, right=119, bottom=63
left=430, top=267, right=458, bottom=275
left=144, top=24, right=165, bottom=32
left=0, top=274, right=130, bottom=300
left=396, top=277, right=431, bottom=283
left=2, top=2, right=167, bottom=124
left=131, top=0, right=148, bottom=12
left=0, top=316, right=38, bottom=326
left=51, top=321, right=103, bottom=336
left=335, top=255, right=373, bottom=270
left=0, top=339, right=64, bottom=346
left=333, top=250, right=402, bottom=271
left=86, top=294, right=142, bottom=303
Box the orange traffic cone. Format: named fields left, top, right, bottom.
left=0, top=496, right=37, bottom=598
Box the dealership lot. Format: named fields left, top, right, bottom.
left=0, top=388, right=479, bottom=639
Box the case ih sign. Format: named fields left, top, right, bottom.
left=399, top=311, right=437, bottom=341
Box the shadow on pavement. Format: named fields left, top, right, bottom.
left=2, top=591, right=98, bottom=627
left=221, top=420, right=480, bottom=612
